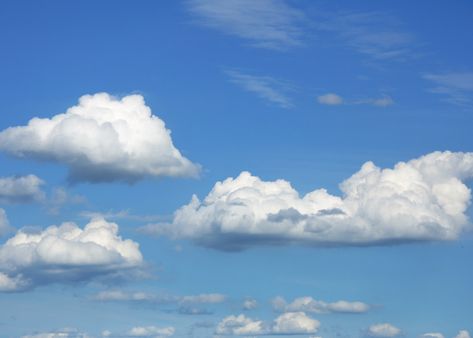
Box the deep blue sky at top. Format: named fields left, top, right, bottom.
left=0, top=1, right=472, bottom=337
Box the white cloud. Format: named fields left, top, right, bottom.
left=127, top=326, right=175, bottom=337
left=216, top=314, right=266, bottom=335
left=367, top=323, right=401, bottom=337
left=215, top=312, right=319, bottom=335
left=93, top=290, right=225, bottom=305
left=273, top=296, right=370, bottom=314
left=317, top=93, right=394, bottom=107
left=0, top=175, right=45, bottom=204
left=0, top=218, right=143, bottom=291
left=424, top=72, right=473, bottom=107
left=455, top=331, right=471, bottom=338
left=21, top=328, right=91, bottom=338
left=225, top=70, right=294, bottom=108
left=422, top=333, right=444, bottom=338
left=272, top=312, right=320, bottom=335
left=0, top=208, right=12, bottom=236
left=317, top=93, right=343, bottom=105
left=145, top=151, right=473, bottom=251
left=243, top=298, right=257, bottom=310
left=0, top=93, right=199, bottom=183
left=187, top=0, right=305, bottom=50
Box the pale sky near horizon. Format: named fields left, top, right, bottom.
left=0, top=1, right=472, bottom=337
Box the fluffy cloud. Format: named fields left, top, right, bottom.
left=317, top=93, right=343, bottom=105
left=215, top=312, right=319, bottom=335
left=366, top=323, right=401, bottom=337
left=0, top=208, right=12, bottom=236
left=455, top=331, right=471, bottom=338
left=273, top=296, right=370, bottom=314
left=243, top=298, right=258, bottom=310
left=216, top=314, right=266, bottom=335
left=0, top=175, right=45, bottom=204
left=272, top=312, right=320, bottom=335
left=145, top=151, right=473, bottom=251
left=0, top=218, right=143, bottom=291
left=0, top=93, right=199, bottom=183
left=127, top=326, right=175, bottom=337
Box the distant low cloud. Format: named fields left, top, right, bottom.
left=424, top=72, right=473, bottom=107
left=126, top=326, right=175, bottom=337
left=366, top=323, right=401, bottom=337
left=187, top=0, right=305, bottom=50
left=317, top=93, right=343, bottom=105
left=0, top=208, right=12, bottom=236
left=0, top=218, right=143, bottom=292
left=225, top=70, right=294, bottom=108
left=0, top=93, right=200, bottom=183
left=0, top=175, right=45, bottom=204
left=216, top=312, right=319, bottom=335
left=317, top=93, right=394, bottom=107
left=243, top=297, right=258, bottom=310
left=21, top=328, right=91, bottom=338
left=273, top=296, right=370, bottom=314
left=144, top=151, right=473, bottom=251
left=455, top=331, right=472, bottom=338
left=422, top=333, right=444, bottom=338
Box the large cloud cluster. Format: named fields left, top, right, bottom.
left=0, top=175, right=45, bottom=204
left=0, top=218, right=143, bottom=291
left=216, top=312, right=319, bottom=335
left=0, top=93, right=199, bottom=183
left=147, top=151, right=473, bottom=250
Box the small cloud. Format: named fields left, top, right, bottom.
left=243, top=298, right=258, bottom=310
left=317, top=93, right=343, bottom=105
left=0, top=175, right=45, bottom=204
left=225, top=70, right=294, bottom=108
left=422, top=333, right=444, bottom=338
left=455, top=331, right=471, bottom=338
left=366, top=323, right=401, bottom=337
left=273, top=296, right=370, bottom=314
left=0, top=208, right=13, bottom=237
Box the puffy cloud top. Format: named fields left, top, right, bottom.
left=367, top=323, right=401, bottom=337
left=0, top=93, right=199, bottom=183
left=148, top=151, right=473, bottom=250
left=0, top=175, right=45, bottom=204
left=272, top=312, right=320, bottom=334
left=216, top=314, right=265, bottom=335
left=0, top=218, right=143, bottom=291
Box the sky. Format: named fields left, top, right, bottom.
left=0, top=1, right=472, bottom=337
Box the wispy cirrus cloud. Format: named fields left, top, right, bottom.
left=186, top=0, right=305, bottom=50
left=317, top=11, right=414, bottom=61
left=317, top=93, right=394, bottom=107
left=225, top=70, right=294, bottom=108
left=424, top=72, right=473, bottom=107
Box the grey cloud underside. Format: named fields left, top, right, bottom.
left=144, top=151, right=473, bottom=251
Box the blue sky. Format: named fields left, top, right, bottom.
left=0, top=1, right=472, bottom=337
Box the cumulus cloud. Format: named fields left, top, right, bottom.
left=187, top=0, right=305, bottom=50
left=144, top=151, right=473, bottom=251
left=0, top=93, right=199, bottom=183
left=215, top=312, right=319, bottom=335
left=367, top=323, right=401, bottom=337
left=0, top=175, right=45, bottom=204
left=0, top=218, right=143, bottom=291
left=216, top=314, right=266, bottom=335
left=317, top=93, right=343, bottom=105
left=243, top=298, right=257, bottom=310
left=272, top=312, right=320, bottom=335
left=272, top=296, right=370, bottom=314
left=455, top=331, right=471, bottom=338
left=127, top=326, right=175, bottom=337
left=0, top=208, right=12, bottom=236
